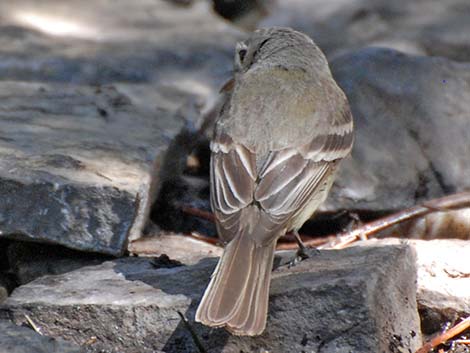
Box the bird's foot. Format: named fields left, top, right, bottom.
left=288, top=244, right=320, bottom=268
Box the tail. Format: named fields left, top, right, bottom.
left=195, top=233, right=277, bottom=336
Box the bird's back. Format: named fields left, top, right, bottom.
left=216, top=64, right=346, bottom=159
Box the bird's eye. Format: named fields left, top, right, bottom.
left=238, top=48, right=247, bottom=62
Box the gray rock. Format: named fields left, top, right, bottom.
left=0, top=82, right=183, bottom=255
left=1, top=245, right=421, bottom=353
left=414, top=239, right=470, bottom=324
left=7, top=241, right=110, bottom=284
left=0, top=0, right=241, bottom=89
left=0, top=319, right=84, bottom=353
left=0, top=0, right=242, bottom=123
left=358, top=238, right=470, bottom=333
left=0, top=0, right=246, bottom=254
left=324, top=48, right=470, bottom=211
left=128, top=233, right=222, bottom=265
left=261, top=0, right=470, bottom=62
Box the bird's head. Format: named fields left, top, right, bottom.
left=234, top=27, right=325, bottom=74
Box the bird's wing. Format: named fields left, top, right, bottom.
left=254, top=105, right=353, bottom=239
left=210, top=132, right=257, bottom=243
left=211, top=104, right=353, bottom=245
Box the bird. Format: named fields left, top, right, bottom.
left=195, top=27, right=354, bottom=336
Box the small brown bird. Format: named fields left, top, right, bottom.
left=196, top=27, right=354, bottom=336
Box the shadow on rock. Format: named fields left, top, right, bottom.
left=112, top=257, right=230, bottom=353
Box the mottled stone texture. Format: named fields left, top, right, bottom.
left=1, top=245, right=421, bottom=353
left=0, top=0, right=240, bottom=89
left=0, top=320, right=84, bottom=353
left=358, top=238, right=470, bottom=332
left=0, top=83, right=180, bottom=255
left=325, top=48, right=470, bottom=211
left=0, top=0, right=243, bottom=254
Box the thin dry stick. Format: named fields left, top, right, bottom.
left=277, top=236, right=329, bottom=250
left=181, top=206, right=215, bottom=223
left=187, top=232, right=220, bottom=245
left=415, top=316, right=470, bottom=353
left=319, top=191, right=470, bottom=250
left=177, top=311, right=207, bottom=353
left=453, top=339, right=470, bottom=344
left=182, top=206, right=318, bottom=248
left=24, top=314, right=42, bottom=335
left=182, top=191, right=470, bottom=250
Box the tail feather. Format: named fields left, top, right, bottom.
left=195, top=233, right=276, bottom=336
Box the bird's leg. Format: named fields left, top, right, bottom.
left=289, top=230, right=320, bottom=267
left=273, top=232, right=323, bottom=269
left=293, top=230, right=309, bottom=260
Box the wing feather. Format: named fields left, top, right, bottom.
left=210, top=103, right=354, bottom=244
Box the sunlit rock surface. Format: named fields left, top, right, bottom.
left=0, top=83, right=182, bottom=254
left=1, top=245, right=421, bottom=353
left=0, top=0, right=243, bottom=254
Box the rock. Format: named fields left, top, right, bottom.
left=0, top=82, right=184, bottom=255
left=0, top=0, right=245, bottom=253
left=415, top=239, right=470, bottom=332
left=356, top=239, right=470, bottom=335
left=128, top=234, right=222, bottom=265
left=261, top=0, right=470, bottom=62
left=1, top=245, right=421, bottom=352
left=0, top=319, right=84, bottom=353
left=0, top=0, right=241, bottom=89
left=7, top=241, right=110, bottom=285
left=323, top=48, right=470, bottom=211
left=0, top=257, right=201, bottom=352
left=0, top=0, right=242, bottom=120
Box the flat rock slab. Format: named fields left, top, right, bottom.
left=128, top=233, right=223, bottom=265
left=0, top=82, right=183, bottom=255
left=324, top=48, right=470, bottom=211
left=1, top=245, right=421, bottom=353
left=0, top=0, right=245, bottom=254
left=0, top=319, right=84, bottom=353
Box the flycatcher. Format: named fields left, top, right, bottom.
left=196, top=27, right=354, bottom=336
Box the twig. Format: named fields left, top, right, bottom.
left=177, top=311, right=208, bottom=353
left=181, top=204, right=329, bottom=248
left=181, top=206, right=215, bottom=222
left=453, top=339, right=470, bottom=344
left=181, top=191, right=470, bottom=250
left=188, top=232, right=220, bottom=245
left=321, top=191, right=470, bottom=249
left=24, top=314, right=42, bottom=335
left=415, top=316, right=470, bottom=353
left=276, top=236, right=330, bottom=250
